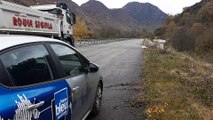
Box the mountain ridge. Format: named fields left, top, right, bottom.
left=80, top=0, right=167, bottom=32
left=4, top=0, right=168, bottom=32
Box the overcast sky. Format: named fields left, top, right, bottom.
left=72, top=0, right=201, bottom=15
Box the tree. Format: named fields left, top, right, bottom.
left=164, top=21, right=178, bottom=38
left=180, top=12, right=193, bottom=26
left=196, top=29, right=213, bottom=55
left=96, top=27, right=121, bottom=38
left=154, top=27, right=165, bottom=37
left=190, top=23, right=205, bottom=33
left=171, top=27, right=195, bottom=51
left=198, top=2, right=213, bottom=25
left=73, top=17, right=92, bottom=40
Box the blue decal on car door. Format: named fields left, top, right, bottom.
left=8, top=80, right=72, bottom=120
left=54, top=88, right=69, bottom=120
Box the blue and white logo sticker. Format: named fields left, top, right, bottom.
left=54, top=88, right=69, bottom=120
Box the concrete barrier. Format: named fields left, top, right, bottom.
left=154, top=39, right=166, bottom=50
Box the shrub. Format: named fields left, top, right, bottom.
left=196, top=29, right=213, bottom=62
left=171, top=27, right=196, bottom=52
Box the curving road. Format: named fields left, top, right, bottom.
left=77, top=39, right=144, bottom=120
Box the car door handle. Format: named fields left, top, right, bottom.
left=28, top=101, right=44, bottom=110
left=72, top=86, right=80, bottom=93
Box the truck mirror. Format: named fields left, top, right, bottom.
left=57, top=3, right=67, bottom=10
left=72, top=12, right=76, bottom=25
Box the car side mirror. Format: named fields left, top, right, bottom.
left=89, top=63, right=99, bottom=73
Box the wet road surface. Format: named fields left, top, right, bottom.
left=77, top=39, right=144, bottom=120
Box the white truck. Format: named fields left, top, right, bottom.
left=0, top=0, right=76, bottom=46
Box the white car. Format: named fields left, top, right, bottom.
left=0, top=35, right=103, bottom=120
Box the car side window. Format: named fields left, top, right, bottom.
left=50, top=44, right=84, bottom=77
left=0, top=45, right=54, bottom=86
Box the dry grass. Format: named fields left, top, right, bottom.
left=137, top=48, right=213, bottom=120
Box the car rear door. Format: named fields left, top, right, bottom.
left=0, top=44, right=72, bottom=120
left=49, top=43, right=92, bottom=120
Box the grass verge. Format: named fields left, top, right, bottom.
left=136, top=48, right=213, bottom=120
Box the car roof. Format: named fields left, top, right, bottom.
left=0, top=35, right=64, bottom=51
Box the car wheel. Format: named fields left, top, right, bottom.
left=91, top=83, right=102, bottom=115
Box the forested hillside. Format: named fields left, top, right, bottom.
left=155, top=0, right=213, bottom=62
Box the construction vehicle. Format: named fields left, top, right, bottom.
left=0, top=0, right=76, bottom=46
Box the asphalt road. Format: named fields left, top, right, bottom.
left=77, top=39, right=144, bottom=120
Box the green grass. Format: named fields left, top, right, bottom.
left=137, top=49, right=213, bottom=120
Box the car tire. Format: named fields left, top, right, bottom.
left=91, top=83, right=102, bottom=115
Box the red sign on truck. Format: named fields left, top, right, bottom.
left=13, top=16, right=53, bottom=30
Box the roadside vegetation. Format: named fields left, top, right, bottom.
left=137, top=1, right=213, bottom=118
left=136, top=48, right=212, bottom=120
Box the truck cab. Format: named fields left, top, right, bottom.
left=31, top=3, right=76, bottom=46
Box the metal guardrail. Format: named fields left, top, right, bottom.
left=74, top=38, right=130, bottom=47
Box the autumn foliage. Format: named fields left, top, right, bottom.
left=154, top=0, right=213, bottom=63
left=73, top=17, right=92, bottom=40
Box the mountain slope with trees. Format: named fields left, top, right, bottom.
left=155, top=0, right=213, bottom=62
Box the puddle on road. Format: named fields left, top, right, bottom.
left=104, top=82, right=141, bottom=92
